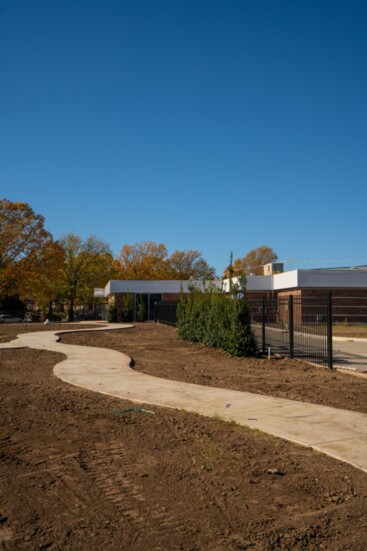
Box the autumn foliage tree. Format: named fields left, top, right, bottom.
left=59, top=233, right=115, bottom=320
left=167, top=250, right=216, bottom=280
left=0, top=199, right=216, bottom=319
left=117, top=241, right=216, bottom=280
left=0, top=199, right=56, bottom=298
left=21, top=240, right=65, bottom=312
left=118, top=242, right=170, bottom=280
left=224, top=246, right=278, bottom=277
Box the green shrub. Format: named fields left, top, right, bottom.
left=177, top=283, right=257, bottom=357
left=121, top=293, right=134, bottom=322
left=107, top=305, right=117, bottom=322
left=136, top=295, right=147, bottom=322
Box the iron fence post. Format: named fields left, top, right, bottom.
left=327, top=291, right=333, bottom=369
left=262, top=297, right=266, bottom=353
left=289, top=295, right=294, bottom=359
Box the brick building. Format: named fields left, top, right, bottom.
left=96, top=266, right=367, bottom=323
left=229, top=266, right=367, bottom=324
left=97, top=280, right=210, bottom=321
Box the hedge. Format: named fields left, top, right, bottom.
left=177, top=285, right=257, bottom=357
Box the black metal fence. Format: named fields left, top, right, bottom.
left=154, top=295, right=334, bottom=368
left=154, top=301, right=179, bottom=326
left=248, top=293, right=333, bottom=368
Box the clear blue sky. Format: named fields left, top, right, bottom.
left=1, top=0, right=366, bottom=275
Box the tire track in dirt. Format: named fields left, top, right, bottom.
left=0, top=435, right=117, bottom=547
left=157, top=415, right=252, bottom=551
left=77, top=440, right=191, bottom=546
left=0, top=436, right=33, bottom=468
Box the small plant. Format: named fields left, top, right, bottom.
left=121, top=293, right=134, bottom=322
left=107, top=305, right=117, bottom=322
left=136, top=295, right=147, bottom=322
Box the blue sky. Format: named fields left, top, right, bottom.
left=1, top=0, right=366, bottom=275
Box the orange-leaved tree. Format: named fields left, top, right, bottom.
left=117, top=241, right=171, bottom=279
left=116, top=242, right=216, bottom=280
left=223, top=246, right=278, bottom=277
left=167, top=249, right=216, bottom=280
left=18, top=240, right=65, bottom=311
left=0, top=199, right=56, bottom=298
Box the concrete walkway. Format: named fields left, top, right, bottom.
left=1, top=324, right=367, bottom=474
left=333, top=336, right=367, bottom=374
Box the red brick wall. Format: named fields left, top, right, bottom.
left=271, top=289, right=367, bottom=323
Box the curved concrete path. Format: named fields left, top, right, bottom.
left=2, top=324, right=367, bottom=474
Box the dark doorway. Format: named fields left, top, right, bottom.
left=148, top=294, right=162, bottom=321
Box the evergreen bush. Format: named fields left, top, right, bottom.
left=136, top=294, right=147, bottom=322
left=107, top=305, right=117, bottom=322
left=177, top=283, right=257, bottom=357
left=121, top=293, right=134, bottom=322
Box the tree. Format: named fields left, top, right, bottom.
left=76, top=250, right=118, bottom=308
left=20, top=240, right=65, bottom=312
left=0, top=199, right=55, bottom=297
left=59, top=234, right=114, bottom=320
left=117, top=241, right=170, bottom=279
left=117, top=241, right=216, bottom=281
left=240, top=246, right=278, bottom=275
left=224, top=246, right=278, bottom=277
left=167, top=250, right=216, bottom=280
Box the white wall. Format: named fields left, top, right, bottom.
left=222, top=273, right=298, bottom=292
left=271, top=271, right=299, bottom=291
left=105, top=279, right=220, bottom=296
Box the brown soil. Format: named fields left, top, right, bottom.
left=1, top=324, right=367, bottom=550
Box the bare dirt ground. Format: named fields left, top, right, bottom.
left=1, top=323, right=367, bottom=550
